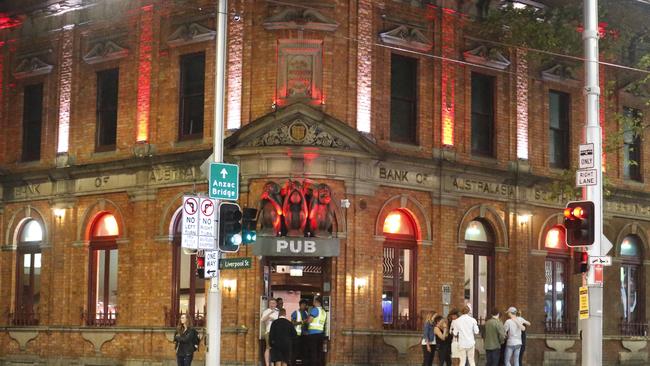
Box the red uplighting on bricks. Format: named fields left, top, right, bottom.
left=136, top=5, right=153, bottom=142
left=441, top=8, right=455, bottom=146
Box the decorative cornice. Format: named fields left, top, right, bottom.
left=263, top=6, right=339, bottom=32
left=83, top=40, right=129, bottom=64
left=379, top=25, right=432, bottom=52
left=541, top=64, right=580, bottom=85
left=463, top=45, right=511, bottom=70
left=14, top=57, right=54, bottom=79
left=167, top=23, right=216, bottom=47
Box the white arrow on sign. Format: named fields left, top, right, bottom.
left=600, top=234, right=613, bottom=257
left=220, top=168, right=228, bottom=178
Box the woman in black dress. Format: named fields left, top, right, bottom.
left=269, top=309, right=297, bottom=366
left=436, top=315, right=452, bottom=366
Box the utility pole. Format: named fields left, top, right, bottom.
left=582, top=0, right=604, bottom=364
left=206, top=0, right=228, bottom=365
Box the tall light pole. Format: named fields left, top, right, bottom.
left=582, top=0, right=605, bottom=364
left=206, top=0, right=228, bottom=365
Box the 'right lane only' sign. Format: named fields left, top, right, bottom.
left=576, top=169, right=597, bottom=187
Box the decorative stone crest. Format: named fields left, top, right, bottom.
left=264, top=6, right=339, bottom=32
left=83, top=40, right=129, bottom=64
left=379, top=25, right=432, bottom=52
left=248, top=119, right=349, bottom=149
left=14, top=56, right=54, bottom=79
left=167, top=22, right=216, bottom=47
left=541, top=63, right=580, bottom=85
left=463, top=45, right=511, bottom=70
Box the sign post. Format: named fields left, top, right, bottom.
left=581, top=1, right=607, bottom=364
left=206, top=0, right=228, bottom=365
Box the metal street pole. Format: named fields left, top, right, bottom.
left=207, top=0, right=228, bottom=365
left=582, top=0, right=603, bottom=365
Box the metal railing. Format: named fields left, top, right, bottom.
left=543, top=319, right=575, bottom=335
left=165, top=308, right=206, bottom=327
left=620, top=320, right=648, bottom=336
left=382, top=314, right=421, bottom=331
left=84, top=311, right=117, bottom=327
left=9, top=311, right=39, bottom=326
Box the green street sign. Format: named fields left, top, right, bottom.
left=209, top=162, right=239, bottom=200
left=219, top=257, right=252, bottom=270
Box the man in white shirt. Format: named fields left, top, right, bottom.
left=261, top=298, right=279, bottom=366
left=451, top=305, right=479, bottom=366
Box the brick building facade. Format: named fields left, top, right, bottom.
left=0, top=0, right=649, bottom=365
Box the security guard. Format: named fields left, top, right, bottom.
left=307, top=296, right=327, bottom=366
left=291, top=299, right=309, bottom=365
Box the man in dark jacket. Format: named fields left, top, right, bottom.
left=484, top=308, right=505, bottom=366
left=269, top=309, right=297, bottom=366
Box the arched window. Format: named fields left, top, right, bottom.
left=382, top=210, right=417, bottom=330
left=170, top=211, right=206, bottom=326
left=543, top=225, right=569, bottom=333
left=463, top=219, right=495, bottom=321
left=15, top=219, right=43, bottom=325
left=88, top=213, right=119, bottom=326
left=620, top=235, right=644, bottom=330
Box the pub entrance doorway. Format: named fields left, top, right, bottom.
left=260, top=257, right=331, bottom=366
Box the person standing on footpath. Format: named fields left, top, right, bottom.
left=421, top=311, right=438, bottom=366
left=451, top=306, right=479, bottom=366
left=484, top=308, right=505, bottom=366
left=448, top=309, right=461, bottom=366
left=503, top=307, right=526, bottom=366
left=261, top=298, right=280, bottom=366
left=517, top=310, right=531, bottom=366
left=434, top=315, right=452, bottom=366
left=307, top=296, right=327, bottom=366
left=174, top=314, right=200, bottom=366
left=269, top=309, right=298, bottom=366
left=291, top=299, right=309, bottom=365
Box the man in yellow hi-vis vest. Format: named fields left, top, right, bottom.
left=291, top=299, right=309, bottom=365
left=307, top=296, right=327, bottom=366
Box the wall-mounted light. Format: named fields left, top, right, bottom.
left=223, top=279, right=237, bottom=293
left=53, top=208, right=66, bottom=220
left=517, top=212, right=532, bottom=225
left=354, top=277, right=367, bottom=291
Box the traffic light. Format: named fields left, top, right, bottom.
left=196, top=252, right=205, bottom=279
left=242, top=208, right=258, bottom=244
left=563, top=201, right=595, bottom=246
left=218, top=202, right=242, bottom=252
left=574, top=251, right=589, bottom=274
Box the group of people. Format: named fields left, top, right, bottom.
left=421, top=306, right=530, bottom=366
left=261, top=296, right=328, bottom=366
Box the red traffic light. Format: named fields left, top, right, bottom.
left=563, top=201, right=595, bottom=247
left=564, top=206, right=585, bottom=220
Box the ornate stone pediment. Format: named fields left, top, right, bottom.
left=463, top=45, right=511, bottom=70
left=249, top=119, right=348, bottom=149
left=225, top=103, right=382, bottom=157
left=14, top=56, right=54, bottom=79
left=379, top=25, right=432, bottom=52
left=263, top=6, right=339, bottom=32
left=83, top=40, right=129, bottom=64
left=541, top=63, right=580, bottom=85
left=167, top=22, right=216, bottom=47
